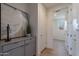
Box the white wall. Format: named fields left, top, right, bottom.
left=27, top=3, right=38, bottom=37
left=37, top=4, right=47, bottom=55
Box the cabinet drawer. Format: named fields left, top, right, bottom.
left=3, top=41, right=24, bottom=52
left=4, top=46, right=24, bottom=56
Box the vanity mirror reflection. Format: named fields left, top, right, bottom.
left=1, top=4, right=30, bottom=41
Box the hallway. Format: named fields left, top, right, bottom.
left=37, top=3, right=79, bottom=56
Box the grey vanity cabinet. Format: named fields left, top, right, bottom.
left=0, top=46, right=2, bottom=53
left=0, top=46, right=3, bottom=56
left=1, top=38, right=35, bottom=56
left=3, top=40, right=25, bottom=56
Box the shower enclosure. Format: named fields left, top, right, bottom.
left=52, top=4, right=79, bottom=56
left=66, top=4, right=79, bottom=56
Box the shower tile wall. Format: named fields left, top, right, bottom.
left=66, top=4, right=79, bottom=56
left=65, top=6, right=74, bottom=56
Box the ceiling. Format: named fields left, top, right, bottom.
left=43, top=3, right=70, bottom=9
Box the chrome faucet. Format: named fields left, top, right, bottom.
left=5, top=24, right=11, bottom=42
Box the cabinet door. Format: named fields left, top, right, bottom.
left=4, top=46, right=24, bottom=56
left=0, top=46, right=2, bottom=56
left=25, top=41, right=34, bottom=56
left=25, top=44, right=33, bottom=56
